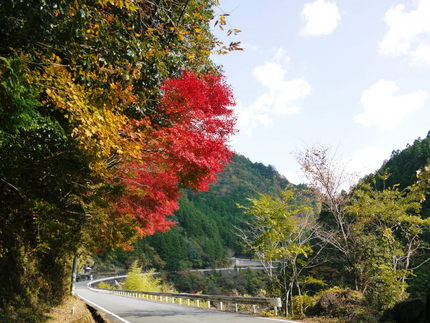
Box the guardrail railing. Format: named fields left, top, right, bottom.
left=88, top=276, right=282, bottom=316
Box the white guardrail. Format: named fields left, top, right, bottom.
left=87, top=275, right=282, bottom=316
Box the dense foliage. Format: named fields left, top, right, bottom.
left=262, top=144, right=430, bottom=319
left=370, top=132, right=430, bottom=191
left=95, top=154, right=291, bottom=271
left=0, top=0, right=238, bottom=320
left=364, top=133, right=430, bottom=298
left=168, top=269, right=268, bottom=296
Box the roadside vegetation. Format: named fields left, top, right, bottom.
left=237, top=145, right=430, bottom=321
left=45, top=296, right=104, bottom=323
left=122, top=261, right=174, bottom=292
left=0, top=0, right=239, bottom=321
left=95, top=136, right=430, bottom=322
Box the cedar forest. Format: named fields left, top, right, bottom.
left=1, top=1, right=430, bottom=322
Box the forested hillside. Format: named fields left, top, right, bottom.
left=369, top=132, right=430, bottom=186
left=364, top=133, right=430, bottom=229
left=368, top=132, right=430, bottom=215
left=364, top=132, right=430, bottom=296
left=97, top=154, right=292, bottom=271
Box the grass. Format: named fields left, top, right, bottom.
left=45, top=296, right=96, bottom=323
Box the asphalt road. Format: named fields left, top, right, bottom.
left=75, top=283, right=300, bottom=323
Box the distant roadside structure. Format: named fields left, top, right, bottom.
left=230, top=257, right=264, bottom=267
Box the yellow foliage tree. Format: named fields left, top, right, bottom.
left=123, top=261, right=174, bottom=292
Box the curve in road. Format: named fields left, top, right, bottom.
left=75, top=283, right=300, bottom=323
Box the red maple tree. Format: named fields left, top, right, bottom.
left=116, top=71, right=236, bottom=235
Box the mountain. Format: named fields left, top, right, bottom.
left=364, top=132, right=430, bottom=217
left=363, top=132, right=430, bottom=297
left=96, top=154, right=291, bottom=271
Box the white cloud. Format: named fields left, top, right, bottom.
left=379, top=0, right=430, bottom=67
left=236, top=50, right=311, bottom=135
left=411, top=43, right=430, bottom=66
left=346, top=147, right=389, bottom=178
left=235, top=102, right=272, bottom=136
left=329, top=147, right=390, bottom=191
left=355, top=80, right=428, bottom=130
left=253, top=62, right=286, bottom=89
left=252, top=62, right=310, bottom=115
left=300, top=0, right=341, bottom=36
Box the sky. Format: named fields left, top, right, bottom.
left=211, top=0, right=430, bottom=185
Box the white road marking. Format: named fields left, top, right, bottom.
left=77, top=294, right=131, bottom=323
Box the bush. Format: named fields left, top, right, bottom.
left=96, top=282, right=115, bottom=290
left=308, top=287, right=372, bottom=321
left=292, top=293, right=316, bottom=318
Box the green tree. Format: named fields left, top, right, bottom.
left=0, top=56, right=97, bottom=319
left=346, top=183, right=430, bottom=309
left=238, top=188, right=321, bottom=317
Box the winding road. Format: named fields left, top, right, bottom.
left=75, top=282, right=300, bottom=323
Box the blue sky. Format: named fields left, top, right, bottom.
left=212, top=0, right=430, bottom=184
